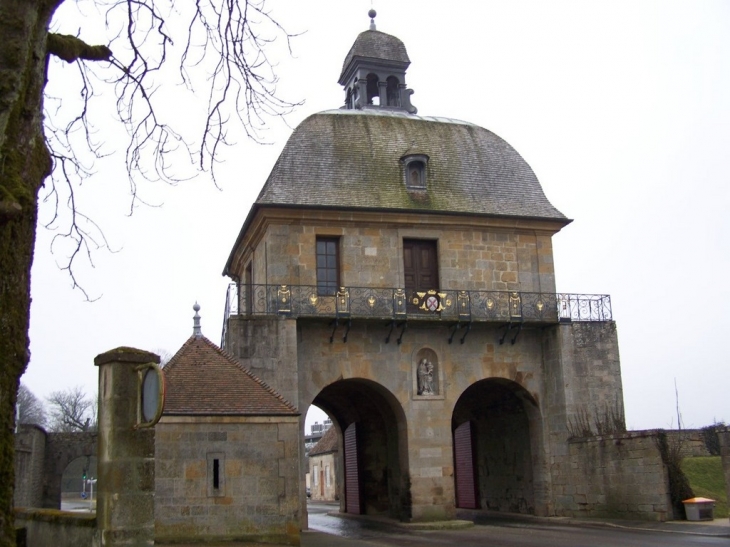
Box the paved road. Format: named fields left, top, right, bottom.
left=305, top=502, right=730, bottom=547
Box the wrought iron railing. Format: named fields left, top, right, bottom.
left=221, top=284, right=612, bottom=343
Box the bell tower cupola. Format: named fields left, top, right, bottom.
left=338, top=10, right=418, bottom=114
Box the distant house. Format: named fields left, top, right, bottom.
left=308, top=426, right=338, bottom=502
left=155, top=306, right=301, bottom=545
left=305, top=418, right=333, bottom=456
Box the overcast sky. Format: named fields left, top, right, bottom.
left=25, top=1, right=729, bottom=432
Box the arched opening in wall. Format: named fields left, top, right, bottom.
left=304, top=404, right=337, bottom=502
left=366, top=73, right=380, bottom=105
left=60, top=455, right=97, bottom=511
left=311, top=379, right=409, bottom=520
left=386, top=76, right=400, bottom=107
left=452, top=379, right=540, bottom=514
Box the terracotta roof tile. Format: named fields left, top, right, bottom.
left=308, top=426, right=338, bottom=456
left=162, top=336, right=298, bottom=416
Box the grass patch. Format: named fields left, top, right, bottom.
left=681, top=456, right=728, bottom=518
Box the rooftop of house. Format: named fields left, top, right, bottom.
left=162, top=305, right=298, bottom=416
left=308, top=425, right=338, bottom=457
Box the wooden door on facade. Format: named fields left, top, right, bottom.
left=453, top=421, right=479, bottom=509
left=403, top=239, right=438, bottom=290
left=344, top=423, right=362, bottom=514
left=404, top=240, right=439, bottom=313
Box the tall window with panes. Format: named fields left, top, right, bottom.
left=316, top=237, right=340, bottom=296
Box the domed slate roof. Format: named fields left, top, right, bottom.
left=339, top=30, right=410, bottom=82
left=254, top=109, right=567, bottom=221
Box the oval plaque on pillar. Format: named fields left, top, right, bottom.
left=136, top=363, right=165, bottom=428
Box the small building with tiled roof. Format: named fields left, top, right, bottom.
left=308, top=426, right=339, bottom=502
left=155, top=304, right=301, bottom=545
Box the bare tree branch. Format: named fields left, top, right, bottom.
left=42, top=0, right=301, bottom=296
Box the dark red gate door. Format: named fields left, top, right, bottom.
left=454, top=420, right=479, bottom=509
left=344, top=422, right=362, bottom=514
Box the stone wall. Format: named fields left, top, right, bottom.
left=13, top=427, right=98, bottom=509
left=556, top=321, right=624, bottom=422
left=223, top=315, right=299, bottom=409
left=664, top=429, right=713, bottom=458
left=14, top=425, right=47, bottom=508
left=155, top=417, right=300, bottom=545
left=14, top=508, right=96, bottom=547
left=42, top=432, right=97, bottom=508
left=250, top=220, right=556, bottom=294
left=560, top=431, right=671, bottom=521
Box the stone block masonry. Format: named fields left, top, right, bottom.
left=155, top=417, right=301, bottom=545
left=560, top=431, right=671, bottom=521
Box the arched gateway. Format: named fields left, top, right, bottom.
left=221, top=10, right=622, bottom=524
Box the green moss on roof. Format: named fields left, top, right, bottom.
left=255, top=110, right=566, bottom=220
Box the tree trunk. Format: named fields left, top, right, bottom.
left=0, top=1, right=60, bottom=544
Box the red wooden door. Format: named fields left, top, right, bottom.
left=454, top=421, right=479, bottom=509
left=344, top=423, right=362, bottom=514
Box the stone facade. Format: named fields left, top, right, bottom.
left=241, top=213, right=558, bottom=295
left=218, top=16, right=673, bottom=526
left=309, top=427, right=338, bottom=502
left=155, top=417, right=300, bottom=544
left=309, top=452, right=338, bottom=502
left=226, top=312, right=631, bottom=521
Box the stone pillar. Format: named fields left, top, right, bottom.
left=14, top=425, right=47, bottom=508
left=94, top=347, right=159, bottom=546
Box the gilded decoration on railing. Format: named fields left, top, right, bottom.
left=277, top=285, right=291, bottom=314
left=336, top=287, right=350, bottom=317
left=415, top=290, right=446, bottom=313
left=393, top=289, right=407, bottom=318
left=457, top=291, right=470, bottom=319
left=509, top=292, right=522, bottom=318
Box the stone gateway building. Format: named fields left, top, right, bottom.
left=219, top=13, right=673, bottom=527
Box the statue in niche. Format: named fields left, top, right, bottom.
left=417, top=358, right=436, bottom=395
